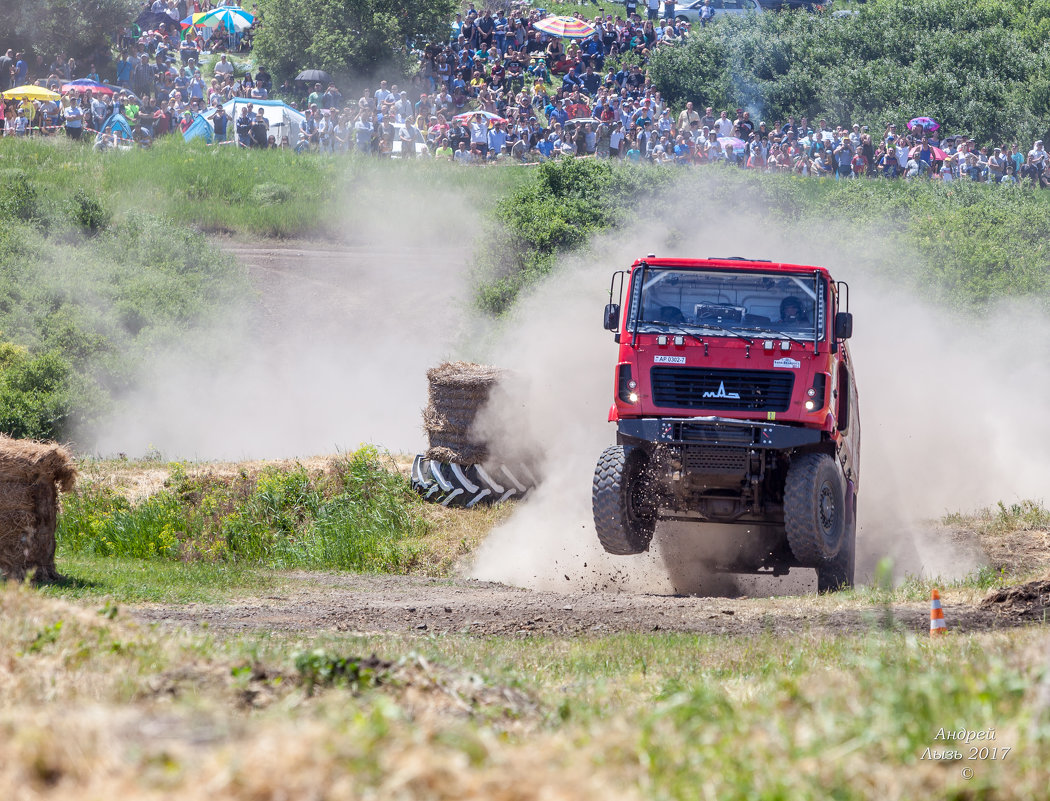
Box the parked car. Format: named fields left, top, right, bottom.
left=759, top=0, right=830, bottom=11
left=673, top=0, right=763, bottom=23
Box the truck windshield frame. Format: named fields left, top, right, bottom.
left=626, top=267, right=826, bottom=343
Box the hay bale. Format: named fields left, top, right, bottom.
left=0, top=435, right=77, bottom=492
left=423, top=362, right=505, bottom=464
left=0, top=436, right=76, bottom=583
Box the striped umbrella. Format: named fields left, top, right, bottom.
left=532, top=15, right=597, bottom=39
left=192, top=6, right=255, bottom=31
left=62, top=79, right=116, bottom=95
left=453, top=110, right=509, bottom=125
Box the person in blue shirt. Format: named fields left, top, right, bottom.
left=561, top=66, right=582, bottom=92
left=116, top=53, right=133, bottom=88
left=548, top=100, right=569, bottom=127
left=581, top=35, right=604, bottom=70
left=13, top=52, right=27, bottom=86
left=488, top=121, right=508, bottom=154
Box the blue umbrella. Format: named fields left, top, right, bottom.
left=908, top=116, right=939, bottom=133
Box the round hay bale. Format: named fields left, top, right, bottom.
left=0, top=435, right=77, bottom=492
left=426, top=361, right=505, bottom=389
left=0, top=482, right=35, bottom=512
left=423, top=362, right=506, bottom=461
left=0, top=437, right=75, bottom=582
left=425, top=444, right=490, bottom=465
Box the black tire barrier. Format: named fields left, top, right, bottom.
left=411, top=455, right=538, bottom=508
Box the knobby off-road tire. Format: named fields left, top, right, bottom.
left=592, top=445, right=656, bottom=555
left=411, top=455, right=536, bottom=508
left=816, top=511, right=856, bottom=593
left=784, top=452, right=847, bottom=568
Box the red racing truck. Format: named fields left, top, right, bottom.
left=593, top=256, right=860, bottom=591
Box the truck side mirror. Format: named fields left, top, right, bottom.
left=835, top=312, right=853, bottom=340
left=604, top=303, right=620, bottom=331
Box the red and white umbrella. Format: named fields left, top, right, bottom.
left=62, top=79, right=116, bottom=95
left=533, top=15, right=597, bottom=39
left=453, top=110, right=509, bottom=125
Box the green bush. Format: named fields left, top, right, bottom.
left=0, top=349, right=75, bottom=440
left=474, top=158, right=676, bottom=314
left=57, top=447, right=430, bottom=572
left=648, top=0, right=1050, bottom=145
left=68, top=190, right=111, bottom=235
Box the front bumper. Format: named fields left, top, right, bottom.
left=617, top=417, right=823, bottom=450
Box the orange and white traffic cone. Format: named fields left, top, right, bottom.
left=930, top=588, right=947, bottom=636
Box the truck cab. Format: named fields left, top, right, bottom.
left=593, top=256, right=860, bottom=591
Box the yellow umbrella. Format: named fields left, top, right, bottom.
left=1, top=85, right=60, bottom=101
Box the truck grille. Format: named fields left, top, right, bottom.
left=670, top=423, right=756, bottom=445
left=683, top=446, right=749, bottom=474
left=651, top=368, right=794, bottom=412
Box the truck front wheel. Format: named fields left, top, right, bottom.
left=592, top=445, right=656, bottom=555
left=784, top=452, right=848, bottom=570
left=816, top=512, right=856, bottom=593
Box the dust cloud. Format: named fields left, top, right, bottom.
left=87, top=169, right=485, bottom=460
left=86, top=166, right=1050, bottom=591
left=470, top=198, right=1050, bottom=592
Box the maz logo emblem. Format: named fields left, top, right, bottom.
left=702, top=382, right=740, bottom=400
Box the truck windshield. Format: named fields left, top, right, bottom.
left=628, top=268, right=825, bottom=342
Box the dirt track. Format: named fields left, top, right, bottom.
left=131, top=572, right=1044, bottom=637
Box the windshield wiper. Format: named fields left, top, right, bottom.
left=687, top=321, right=754, bottom=345
left=736, top=326, right=808, bottom=348
left=643, top=320, right=708, bottom=347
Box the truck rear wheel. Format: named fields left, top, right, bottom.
left=784, top=452, right=847, bottom=568
left=592, top=445, right=656, bottom=555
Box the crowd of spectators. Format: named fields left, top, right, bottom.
left=3, top=0, right=1050, bottom=185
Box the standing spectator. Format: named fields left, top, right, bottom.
left=647, top=0, right=661, bottom=20
left=469, top=117, right=488, bottom=157
left=235, top=106, right=252, bottom=146
left=63, top=101, right=84, bottom=139
left=398, top=117, right=417, bottom=157
left=212, top=104, right=229, bottom=141
left=0, top=50, right=13, bottom=90
left=1025, top=139, right=1046, bottom=181
left=699, top=0, right=714, bottom=26
left=13, top=52, right=26, bottom=86
left=663, top=0, right=676, bottom=20
left=714, top=110, right=734, bottom=138
left=677, top=100, right=699, bottom=130
left=354, top=112, right=374, bottom=153
left=115, top=52, right=132, bottom=87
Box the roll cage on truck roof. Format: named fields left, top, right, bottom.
left=592, top=255, right=860, bottom=592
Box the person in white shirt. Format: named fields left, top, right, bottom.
left=214, top=54, right=234, bottom=78
left=714, top=111, right=734, bottom=138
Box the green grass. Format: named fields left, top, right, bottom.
left=0, top=136, right=526, bottom=238
left=944, top=499, right=1050, bottom=536
left=38, top=554, right=277, bottom=603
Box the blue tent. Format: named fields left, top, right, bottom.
left=100, top=112, right=133, bottom=139
left=183, top=98, right=306, bottom=144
